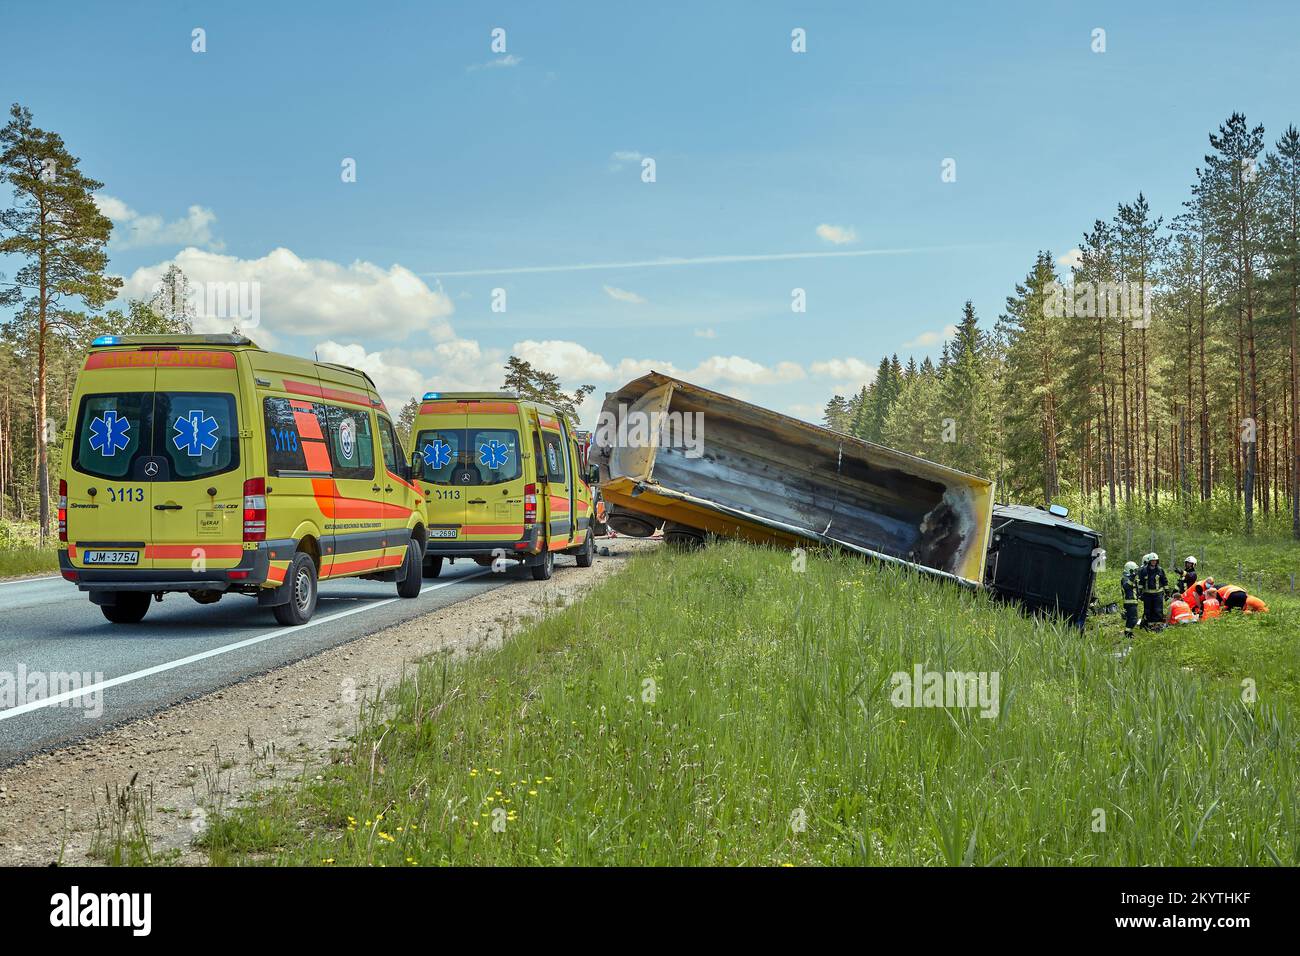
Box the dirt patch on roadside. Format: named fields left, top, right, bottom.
left=0, top=538, right=655, bottom=866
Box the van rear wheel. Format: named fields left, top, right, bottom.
left=273, top=553, right=318, bottom=626
left=531, top=549, right=554, bottom=580
left=397, top=541, right=422, bottom=598
left=100, top=592, right=151, bottom=624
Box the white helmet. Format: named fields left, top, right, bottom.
left=1185, top=555, right=1197, bottom=566
left=1143, top=552, right=1158, bottom=563
left=1124, top=561, right=1138, bottom=572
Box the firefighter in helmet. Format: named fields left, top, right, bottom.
left=1136, top=552, right=1168, bottom=629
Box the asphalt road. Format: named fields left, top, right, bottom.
left=0, top=562, right=515, bottom=765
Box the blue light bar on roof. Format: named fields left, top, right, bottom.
left=422, top=392, right=441, bottom=400
left=91, top=335, right=121, bottom=346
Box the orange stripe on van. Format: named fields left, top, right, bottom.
left=302, top=440, right=331, bottom=472
left=284, top=378, right=373, bottom=408
left=291, top=404, right=324, bottom=440
left=548, top=495, right=571, bottom=513
left=466, top=402, right=518, bottom=415
left=538, top=415, right=560, bottom=429
left=419, top=402, right=467, bottom=415
left=463, top=524, right=525, bottom=536
left=309, top=478, right=411, bottom=519
left=85, top=350, right=237, bottom=370
left=145, top=544, right=244, bottom=559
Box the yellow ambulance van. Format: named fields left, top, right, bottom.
left=60, top=334, right=427, bottom=625
left=408, top=392, right=596, bottom=580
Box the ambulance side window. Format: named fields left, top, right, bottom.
left=542, top=432, right=567, bottom=484
left=378, top=416, right=400, bottom=474
left=319, top=403, right=374, bottom=481
left=264, top=397, right=307, bottom=472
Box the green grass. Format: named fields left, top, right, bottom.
left=201, top=540, right=1297, bottom=867
left=1088, top=519, right=1300, bottom=711
left=0, top=519, right=57, bottom=577
left=0, top=546, right=58, bottom=578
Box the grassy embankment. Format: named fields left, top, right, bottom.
left=0, top=520, right=57, bottom=578
left=199, top=534, right=1297, bottom=867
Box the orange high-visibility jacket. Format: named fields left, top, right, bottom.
left=1167, top=599, right=1197, bottom=625
left=1244, top=595, right=1269, bottom=614
left=1200, top=595, right=1223, bottom=618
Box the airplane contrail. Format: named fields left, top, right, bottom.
left=420, top=244, right=980, bottom=278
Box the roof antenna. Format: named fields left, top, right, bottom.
left=314, top=349, right=319, bottom=362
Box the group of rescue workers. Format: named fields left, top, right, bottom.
left=1119, top=554, right=1269, bottom=637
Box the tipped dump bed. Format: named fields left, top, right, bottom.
left=592, top=372, right=996, bottom=586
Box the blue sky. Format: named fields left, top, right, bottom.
left=3, top=0, right=1298, bottom=424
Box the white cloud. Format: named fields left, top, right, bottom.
left=121, top=247, right=455, bottom=341
left=95, top=194, right=221, bottom=251
left=602, top=284, right=646, bottom=304
left=511, top=339, right=613, bottom=381
left=313, top=341, right=427, bottom=408
left=809, top=357, right=877, bottom=392
left=687, top=355, right=805, bottom=386
left=694, top=328, right=717, bottom=339
left=468, top=54, right=523, bottom=71
left=903, top=324, right=959, bottom=349
left=1058, top=247, right=1083, bottom=270
left=816, top=223, right=857, bottom=245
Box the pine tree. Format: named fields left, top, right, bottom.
left=0, top=104, right=121, bottom=540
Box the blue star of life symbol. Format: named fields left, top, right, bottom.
left=478, top=439, right=511, bottom=469
left=422, top=440, right=453, bottom=469
left=89, top=410, right=131, bottom=457
left=172, top=410, right=220, bottom=457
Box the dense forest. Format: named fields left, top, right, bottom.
left=3, top=103, right=1298, bottom=542
left=825, top=113, right=1300, bottom=537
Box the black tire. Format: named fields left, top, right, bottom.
left=100, top=592, right=151, bottom=624
left=273, top=552, right=318, bottom=626
left=531, top=549, right=554, bottom=580
left=423, top=555, right=444, bottom=579
left=575, top=530, right=595, bottom=568
left=397, top=541, right=422, bottom=598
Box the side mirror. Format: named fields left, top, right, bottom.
left=587, top=463, right=600, bottom=484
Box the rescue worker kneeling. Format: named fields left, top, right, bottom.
left=1216, top=584, right=1269, bottom=614
left=1137, top=552, right=1167, bottom=629
left=1167, top=598, right=1198, bottom=625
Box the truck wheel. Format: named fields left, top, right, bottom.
left=273, top=552, right=318, bottom=626
left=100, top=592, right=151, bottom=624
left=423, top=555, right=444, bottom=579
left=397, top=541, right=423, bottom=598
left=531, top=549, right=554, bottom=580
left=575, top=530, right=595, bottom=567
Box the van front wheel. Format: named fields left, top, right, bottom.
left=100, top=592, right=151, bottom=624
left=397, top=541, right=423, bottom=598
left=273, top=553, right=318, bottom=626
left=575, top=530, right=594, bottom=567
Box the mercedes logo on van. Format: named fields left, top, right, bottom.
left=144, top=461, right=159, bottom=477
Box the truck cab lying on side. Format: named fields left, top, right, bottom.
left=59, top=333, right=427, bottom=626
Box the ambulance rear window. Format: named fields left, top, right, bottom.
left=73, top=393, right=152, bottom=480
left=414, top=428, right=520, bottom=485
left=155, top=392, right=239, bottom=479
left=72, top=391, right=238, bottom=480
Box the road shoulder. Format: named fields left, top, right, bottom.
left=0, top=538, right=654, bottom=866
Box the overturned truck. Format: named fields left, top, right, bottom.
left=591, top=372, right=1098, bottom=621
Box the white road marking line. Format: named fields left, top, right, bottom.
left=0, top=575, right=60, bottom=588
left=0, top=570, right=493, bottom=722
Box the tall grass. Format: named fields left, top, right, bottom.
left=202, top=541, right=1296, bottom=866
left=0, top=519, right=57, bottom=577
